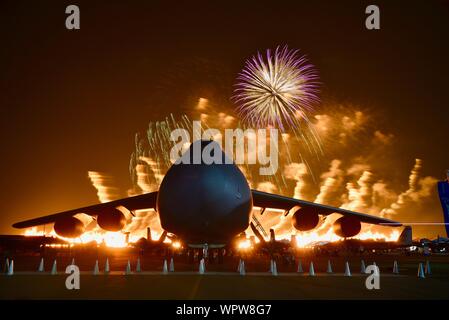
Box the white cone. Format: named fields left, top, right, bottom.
left=104, top=258, right=110, bottom=274
left=162, top=259, right=168, bottom=274
left=374, top=264, right=380, bottom=276
left=4, top=258, right=9, bottom=273
left=237, top=259, right=242, bottom=273
left=393, top=260, right=399, bottom=274
left=360, top=260, right=366, bottom=274
left=199, top=258, right=205, bottom=274
left=272, top=260, right=278, bottom=276
left=125, top=260, right=131, bottom=275
left=269, top=259, right=274, bottom=273
left=51, top=260, right=57, bottom=275
left=169, top=258, right=174, bottom=272
left=309, top=262, right=315, bottom=276
left=344, top=261, right=351, bottom=276
left=425, top=260, right=431, bottom=275
left=418, top=263, right=425, bottom=278
left=240, top=260, right=246, bottom=275
left=38, top=258, right=44, bottom=272
left=93, top=260, right=99, bottom=275
left=7, top=260, right=14, bottom=276
left=326, top=260, right=333, bottom=273
left=297, top=259, right=303, bottom=273
left=136, top=258, right=141, bottom=273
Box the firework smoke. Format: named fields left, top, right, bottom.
left=87, top=171, right=120, bottom=203
left=86, top=100, right=440, bottom=243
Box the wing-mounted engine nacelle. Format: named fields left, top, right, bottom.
left=291, top=207, right=320, bottom=231
left=333, top=216, right=361, bottom=238
left=54, top=217, right=85, bottom=238
left=97, top=208, right=126, bottom=232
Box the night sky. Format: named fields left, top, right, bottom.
left=0, top=0, right=448, bottom=235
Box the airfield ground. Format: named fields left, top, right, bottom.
left=1, top=249, right=449, bottom=299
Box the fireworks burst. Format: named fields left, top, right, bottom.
left=233, top=45, right=320, bottom=131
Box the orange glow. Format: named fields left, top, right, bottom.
left=292, top=229, right=400, bottom=248
left=24, top=225, right=400, bottom=249
left=237, top=239, right=252, bottom=250
left=22, top=226, right=171, bottom=248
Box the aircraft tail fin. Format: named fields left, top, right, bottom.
left=437, top=178, right=449, bottom=237
left=398, top=226, right=412, bottom=246
left=158, top=230, right=167, bottom=243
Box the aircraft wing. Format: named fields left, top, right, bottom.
left=13, top=191, right=158, bottom=229
left=251, top=189, right=401, bottom=226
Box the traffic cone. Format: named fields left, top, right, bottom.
left=7, top=260, right=14, bottom=276
left=326, top=260, right=333, bottom=274
left=136, top=258, right=141, bottom=273
left=309, top=262, right=315, bottom=276
left=418, top=263, right=425, bottom=278
left=374, top=264, right=380, bottom=276
left=393, top=260, right=399, bottom=274
left=199, top=258, right=205, bottom=274
left=162, top=259, right=168, bottom=274
left=38, top=258, right=44, bottom=272
left=104, top=258, right=110, bottom=274
left=360, top=260, right=366, bottom=274
left=125, top=260, right=131, bottom=275
left=344, top=261, right=351, bottom=276
left=297, top=259, right=303, bottom=273
left=237, top=259, right=242, bottom=273
left=272, top=260, right=278, bottom=276
left=425, top=260, right=431, bottom=275
left=269, top=259, right=274, bottom=273
left=93, top=260, right=99, bottom=275
left=169, top=258, right=175, bottom=272
left=240, top=260, right=246, bottom=275
left=51, top=260, right=57, bottom=275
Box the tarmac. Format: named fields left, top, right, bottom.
left=1, top=273, right=448, bottom=299
left=1, top=250, right=449, bottom=299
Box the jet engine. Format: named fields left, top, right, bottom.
left=333, top=216, right=361, bottom=238
left=291, top=207, right=320, bottom=231
left=97, top=208, right=126, bottom=231
left=54, top=216, right=85, bottom=238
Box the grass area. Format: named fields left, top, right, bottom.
left=2, top=252, right=449, bottom=300
left=1, top=273, right=449, bottom=300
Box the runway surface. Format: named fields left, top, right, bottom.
left=1, top=273, right=449, bottom=299
left=2, top=250, right=449, bottom=299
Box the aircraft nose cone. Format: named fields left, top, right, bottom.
left=156, top=140, right=252, bottom=243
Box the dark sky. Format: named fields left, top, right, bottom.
left=0, top=0, right=448, bottom=234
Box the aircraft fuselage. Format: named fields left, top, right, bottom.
left=156, top=141, right=253, bottom=245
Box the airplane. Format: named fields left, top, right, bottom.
left=249, top=223, right=293, bottom=257
left=0, top=234, right=68, bottom=253
left=130, top=227, right=174, bottom=254
left=419, top=236, right=449, bottom=254
left=13, top=140, right=401, bottom=252
left=309, top=226, right=413, bottom=254
left=437, top=170, right=449, bottom=237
